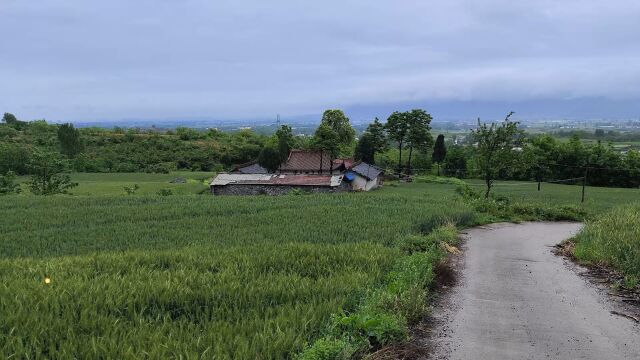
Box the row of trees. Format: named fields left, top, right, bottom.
left=355, top=109, right=437, bottom=175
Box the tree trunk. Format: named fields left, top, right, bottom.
left=407, top=145, right=413, bottom=175
left=437, top=162, right=440, bottom=176
left=397, top=142, right=403, bottom=175
left=484, top=176, right=492, bottom=198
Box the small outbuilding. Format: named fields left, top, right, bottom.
left=210, top=173, right=346, bottom=195
left=346, top=162, right=384, bottom=191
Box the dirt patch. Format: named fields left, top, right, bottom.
left=554, top=240, right=640, bottom=323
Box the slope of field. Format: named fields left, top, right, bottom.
left=0, top=182, right=469, bottom=358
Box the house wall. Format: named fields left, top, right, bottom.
left=211, top=184, right=345, bottom=196
left=351, top=175, right=381, bottom=191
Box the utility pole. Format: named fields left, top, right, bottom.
left=581, top=166, right=588, bottom=203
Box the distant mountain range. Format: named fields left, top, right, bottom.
left=68, top=97, right=639, bottom=128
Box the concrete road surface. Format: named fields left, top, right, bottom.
left=430, top=222, right=640, bottom=360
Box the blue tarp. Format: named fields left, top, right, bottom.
left=344, top=171, right=355, bottom=181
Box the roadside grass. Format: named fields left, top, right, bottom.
left=572, top=204, right=640, bottom=288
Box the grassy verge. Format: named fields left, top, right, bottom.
left=572, top=204, right=640, bottom=288
left=298, top=224, right=461, bottom=359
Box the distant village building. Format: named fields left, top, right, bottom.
left=345, top=162, right=384, bottom=191
left=210, top=173, right=346, bottom=195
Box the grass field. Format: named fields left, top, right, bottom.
left=0, top=181, right=473, bottom=358
left=15, top=171, right=212, bottom=196
left=1, top=175, right=639, bottom=358
left=465, top=179, right=640, bottom=214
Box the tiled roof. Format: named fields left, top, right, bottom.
left=233, top=163, right=268, bottom=174
left=210, top=173, right=343, bottom=187
left=351, top=162, right=383, bottom=180
left=279, top=150, right=335, bottom=172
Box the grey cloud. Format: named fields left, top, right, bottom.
left=1, top=0, right=639, bottom=121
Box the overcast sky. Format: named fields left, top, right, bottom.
left=2, top=1, right=640, bottom=122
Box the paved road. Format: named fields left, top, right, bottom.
left=430, top=222, right=640, bottom=360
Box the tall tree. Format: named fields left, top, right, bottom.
left=257, top=139, right=282, bottom=173
left=27, top=150, right=78, bottom=195
left=2, top=112, right=27, bottom=130
left=443, top=146, right=467, bottom=178
left=2, top=113, right=17, bottom=125
left=432, top=134, right=447, bottom=176
left=320, top=109, right=355, bottom=150
left=275, top=125, right=294, bottom=165
left=57, top=123, right=83, bottom=158
left=355, top=132, right=376, bottom=163
left=405, top=109, right=433, bottom=175
left=312, top=123, right=340, bottom=172
left=471, top=112, right=522, bottom=198
left=385, top=111, right=410, bottom=174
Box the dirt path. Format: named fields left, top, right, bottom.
left=429, top=222, right=640, bottom=360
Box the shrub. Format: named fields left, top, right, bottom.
left=297, top=338, right=355, bottom=360
left=157, top=188, right=173, bottom=196
left=0, top=171, right=21, bottom=195
left=123, top=184, right=140, bottom=195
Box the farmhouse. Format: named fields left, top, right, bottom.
left=345, top=162, right=384, bottom=191
left=210, top=173, right=346, bottom=195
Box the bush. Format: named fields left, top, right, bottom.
left=298, top=338, right=355, bottom=360
left=0, top=171, right=21, bottom=195
left=156, top=188, right=173, bottom=196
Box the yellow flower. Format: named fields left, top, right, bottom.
left=44, top=277, right=51, bottom=284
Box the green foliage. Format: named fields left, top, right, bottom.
left=443, top=146, right=467, bottom=178
left=257, top=139, right=282, bottom=172
left=156, top=188, right=173, bottom=196
left=27, top=150, right=78, bottom=195
left=57, top=123, right=83, bottom=157
left=123, top=184, right=140, bottom=195
left=2, top=112, right=27, bottom=130
left=355, top=132, right=376, bottom=163
left=312, top=123, right=340, bottom=160
left=355, top=118, right=388, bottom=164
left=471, top=112, right=523, bottom=197
left=573, top=204, right=640, bottom=286
left=405, top=109, right=433, bottom=174
left=432, top=134, right=447, bottom=175
left=320, top=109, right=355, bottom=150
left=298, top=338, right=355, bottom=360
left=385, top=111, right=410, bottom=172
left=276, top=125, right=295, bottom=163
left=0, top=171, right=21, bottom=195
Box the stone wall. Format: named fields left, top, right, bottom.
left=211, top=184, right=346, bottom=196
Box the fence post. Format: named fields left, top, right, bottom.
left=537, top=165, right=541, bottom=191
left=581, top=167, right=588, bottom=203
